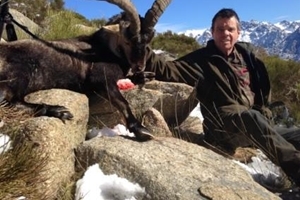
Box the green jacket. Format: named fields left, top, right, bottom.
left=145, top=40, right=271, bottom=122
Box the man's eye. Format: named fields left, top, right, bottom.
left=217, top=27, right=236, bottom=32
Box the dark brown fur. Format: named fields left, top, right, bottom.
left=0, top=28, right=153, bottom=141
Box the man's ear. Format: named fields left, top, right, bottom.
left=237, top=28, right=241, bottom=36
left=210, top=28, right=214, bottom=35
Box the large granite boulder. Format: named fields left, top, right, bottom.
left=0, top=89, right=88, bottom=199
left=75, top=136, right=280, bottom=200
left=88, top=80, right=199, bottom=139
left=3, top=9, right=41, bottom=40
left=0, top=86, right=288, bottom=199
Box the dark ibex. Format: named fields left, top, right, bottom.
left=0, top=0, right=172, bottom=141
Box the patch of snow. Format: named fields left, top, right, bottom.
left=233, top=149, right=285, bottom=189
left=86, top=124, right=135, bottom=140
left=0, top=134, right=11, bottom=154
left=188, top=103, right=204, bottom=122
left=75, top=164, right=147, bottom=200
left=16, top=196, right=26, bottom=200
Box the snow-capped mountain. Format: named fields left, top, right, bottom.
left=180, top=20, right=300, bottom=61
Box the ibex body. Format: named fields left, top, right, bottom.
left=0, top=0, right=172, bottom=141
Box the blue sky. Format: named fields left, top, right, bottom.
left=64, top=0, right=300, bottom=32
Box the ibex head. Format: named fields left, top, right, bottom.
left=97, top=0, right=172, bottom=73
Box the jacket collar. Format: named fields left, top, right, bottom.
left=206, top=40, right=235, bottom=58
left=206, top=39, right=252, bottom=58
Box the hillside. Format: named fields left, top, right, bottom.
left=180, top=20, right=300, bottom=61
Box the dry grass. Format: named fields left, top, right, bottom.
left=0, top=104, right=90, bottom=200
left=56, top=175, right=80, bottom=200
left=0, top=104, right=51, bottom=199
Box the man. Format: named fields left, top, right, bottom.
left=142, top=8, right=300, bottom=185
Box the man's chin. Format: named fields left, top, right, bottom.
left=219, top=47, right=233, bottom=55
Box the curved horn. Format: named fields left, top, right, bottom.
left=143, top=0, right=172, bottom=33
left=98, top=0, right=140, bottom=35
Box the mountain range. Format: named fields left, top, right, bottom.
left=180, top=20, right=300, bottom=61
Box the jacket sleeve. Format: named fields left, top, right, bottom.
left=144, top=47, right=204, bottom=87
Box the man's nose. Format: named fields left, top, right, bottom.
left=223, top=29, right=230, bottom=35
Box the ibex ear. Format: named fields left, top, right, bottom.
left=102, top=22, right=131, bottom=40
left=99, top=23, right=132, bottom=59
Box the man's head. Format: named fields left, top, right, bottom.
left=211, top=8, right=241, bottom=56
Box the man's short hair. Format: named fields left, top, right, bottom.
left=211, top=8, right=241, bottom=30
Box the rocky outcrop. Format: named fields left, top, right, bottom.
left=0, top=83, right=284, bottom=199
left=75, top=136, right=280, bottom=200
left=88, top=80, right=199, bottom=139
left=24, top=89, right=88, bottom=198
left=2, top=9, right=40, bottom=40
left=0, top=89, right=89, bottom=199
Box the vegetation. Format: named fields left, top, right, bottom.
left=38, top=9, right=97, bottom=40
left=89, top=18, right=107, bottom=27
left=263, top=56, right=300, bottom=123
left=151, top=30, right=201, bottom=57
left=9, top=0, right=64, bottom=25
left=0, top=105, right=50, bottom=199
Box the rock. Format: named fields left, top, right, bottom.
left=88, top=95, right=126, bottom=129
left=88, top=81, right=199, bottom=135
left=19, top=89, right=88, bottom=199
left=143, top=80, right=198, bottom=126
left=75, top=136, right=280, bottom=200
left=3, top=9, right=41, bottom=40
left=142, top=107, right=173, bottom=137
left=174, top=116, right=204, bottom=144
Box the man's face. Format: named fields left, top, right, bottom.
left=211, top=16, right=240, bottom=56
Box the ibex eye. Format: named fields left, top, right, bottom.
left=116, top=46, right=125, bottom=56
left=123, top=39, right=130, bottom=45
left=116, top=47, right=122, bottom=53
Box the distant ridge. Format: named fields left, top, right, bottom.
left=180, top=20, right=300, bottom=61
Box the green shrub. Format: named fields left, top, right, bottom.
left=264, top=56, right=300, bottom=124
left=151, top=30, right=201, bottom=57
left=38, top=10, right=97, bottom=40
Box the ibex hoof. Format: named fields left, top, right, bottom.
left=134, top=127, right=154, bottom=142
left=45, top=105, right=74, bottom=122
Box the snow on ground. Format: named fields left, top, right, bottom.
left=0, top=133, right=11, bottom=154
left=75, top=164, right=147, bottom=200
left=188, top=103, right=204, bottom=122
left=233, top=149, right=285, bottom=189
